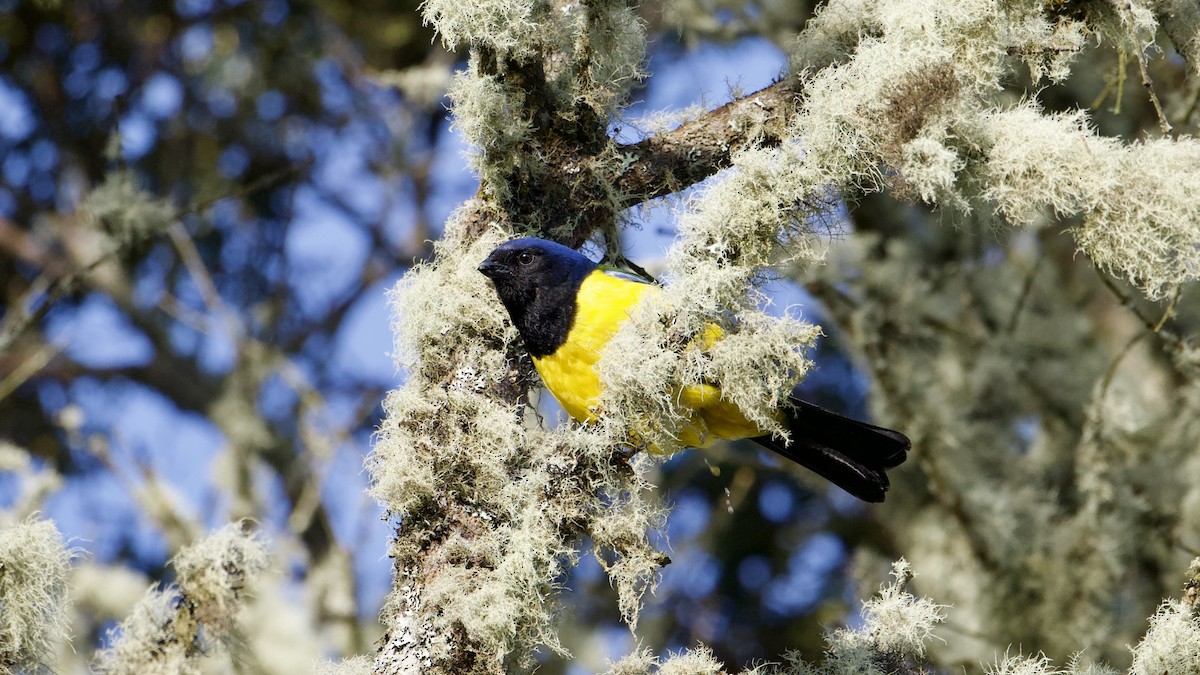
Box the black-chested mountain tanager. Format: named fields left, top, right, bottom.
left=478, top=237, right=910, bottom=502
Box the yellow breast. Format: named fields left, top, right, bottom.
left=532, top=271, right=652, bottom=423
left=531, top=270, right=767, bottom=450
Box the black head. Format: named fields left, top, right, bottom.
left=478, top=238, right=596, bottom=357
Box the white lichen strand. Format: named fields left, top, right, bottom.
left=0, top=518, right=72, bottom=674
left=422, top=0, right=545, bottom=58
left=654, top=647, right=729, bottom=675
left=552, top=0, right=647, bottom=112
left=170, top=523, right=269, bottom=635
left=603, top=647, right=660, bottom=675
left=1109, top=0, right=1159, bottom=53
left=603, top=646, right=729, bottom=675
left=447, top=64, right=534, bottom=201
left=788, top=0, right=882, bottom=72
left=1127, top=599, right=1200, bottom=674
left=900, top=132, right=968, bottom=206
left=314, top=655, right=375, bottom=675
left=595, top=291, right=700, bottom=454
left=987, top=653, right=1123, bottom=675
left=987, top=654, right=1067, bottom=675
left=853, top=559, right=946, bottom=659
left=595, top=282, right=818, bottom=455
left=587, top=450, right=666, bottom=628
left=595, top=141, right=826, bottom=456
left=93, top=589, right=189, bottom=675
left=706, top=311, right=822, bottom=434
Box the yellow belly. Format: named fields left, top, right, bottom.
left=531, top=270, right=765, bottom=451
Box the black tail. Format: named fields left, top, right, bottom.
left=751, top=396, right=910, bottom=503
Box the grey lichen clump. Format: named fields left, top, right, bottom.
left=82, top=171, right=177, bottom=250
left=92, top=522, right=269, bottom=675
left=1127, top=588, right=1200, bottom=675
left=599, top=110, right=834, bottom=453
left=981, top=106, right=1200, bottom=300
left=0, top=519, right=72, bottom=674
left=434, top=0, right=646, bottom=231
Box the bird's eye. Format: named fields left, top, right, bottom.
left=517, top=251, right=535, bottom=265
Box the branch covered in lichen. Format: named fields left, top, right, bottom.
left=0, top=519, right=71, bottom=675
left=605, top=559, right=1200, bottom=674
left=604, top=560, right=947, bottom=675
left=1154, top=0, right=1200, bottom=74
left=92, top=522, right=268, bottom=675
left=370, top=227, right=667, bottom=674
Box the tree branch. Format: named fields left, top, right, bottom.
left=610, top=78, right=802, bottom=207
left=1155, top=0, right=1200, bottom=73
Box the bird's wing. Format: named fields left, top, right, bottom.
left=597, top=265, right=656, bottom=285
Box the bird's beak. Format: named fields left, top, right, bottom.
left=477, top=257, right=502, bottom=279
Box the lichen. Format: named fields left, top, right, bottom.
left=0, top=519, right=71, bottom=674
left=93, top=522, right=269, bottom=675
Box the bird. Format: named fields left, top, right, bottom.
left=477, top=237, right=910, bottom=502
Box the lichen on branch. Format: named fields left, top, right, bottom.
left=371, top=226, right=666, bottom=674
left=0, top=518, right=72, bottom=674
left=92, top=522, right=269, bottom=675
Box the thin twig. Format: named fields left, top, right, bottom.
left=0, top=164, right=303, bottom=362
left=185, top=161, right=310, bottom=217
left=1111, top=45, right=1128, bottom=115
left=1153, top=287, right=1182, bottom=332
left=1097, top=331, right=1148, bottom=406
left=1094, top=270, right=1182, bottom=349
left=1005, top=252, right=1044, bottom=334
left=166, top=221, right=243, bottom=340
left=1121, top=1, right=1173, bottom=133
left=0, top=246, right=122, bottom=358
left=0, top=343, right=61, bottom=402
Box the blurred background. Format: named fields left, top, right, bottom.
left=2, top=1, right=1198, bottom=673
